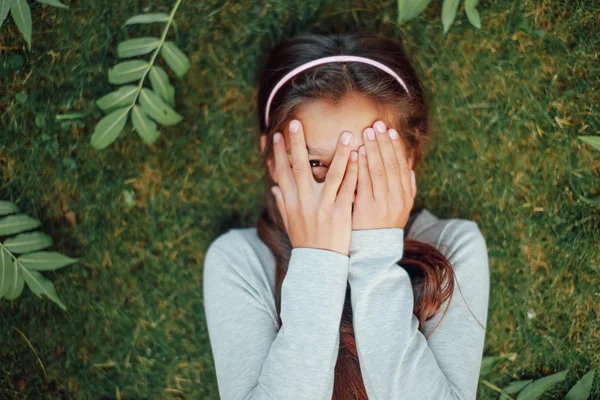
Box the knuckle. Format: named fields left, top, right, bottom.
left=291, top=161, right=306, bottom=175
left=386, top=160, right=400, bottom=171
left=327, top=171, right=343, bottom=184
left=372, top=167, right=386, bottom=178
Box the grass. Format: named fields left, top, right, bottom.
left=1, top=0, right=599, bottom=398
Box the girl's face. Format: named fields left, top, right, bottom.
left=261, top=91, right=412, bottom=183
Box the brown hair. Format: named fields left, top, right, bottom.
left=255, top=33, right=455, bottom=399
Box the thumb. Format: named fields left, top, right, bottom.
left=410, top=170, right=417, bottom=199
left=271, top=185, right=289, bottom=232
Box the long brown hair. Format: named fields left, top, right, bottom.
left=255, top=33, right=455, bottom=399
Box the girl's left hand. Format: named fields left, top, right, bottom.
left=353, top=120, right=417, bottom=230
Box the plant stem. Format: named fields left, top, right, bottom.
left=129, top=0, right=183, bottom=108
left=480, top=379, right=513, bottom=400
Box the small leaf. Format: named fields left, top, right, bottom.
left=108, top=60, right=149, bottom=85
left=117, top=37, right=160, bottom=58
left=139, top=88, right=182, bottom=126
left=397, top=0, right=433, bottom=24
left=579, top=194, right=600, bottom=206
left=501, top=380, right=533, bottom=397
left=3, top=231, right=53, bottom=254
left=516, top=370, right=568, bottom=400
left=161, top=41, right=191, bottom=78
left=564, top=370, right=595, bottom=400
left=0, top=247, right=15, bottom=298
left=149, top=66, right=175, bottom=106
left=579, top=136, right=600, bottom=151
left=0, top=214, right=41, bottom=235
left=90, top=106, right=130, bottom=150
left=0, top=201, right=19, bottom=216
left=7, top=260, right=24, bottom=300
left=480, top=356, right=505, bottom=376
left=21, top=268, right=66, bottom=310
left=125, top=13, right=169, bottom=25
left=18, top=251, right=78, bottom=271
left=1, top=0, right=14, bottom=29
left=11, top=0, right=32, bottom=50
left=96, top=85, right=138, bottom=111
left=131, top=105, right=159, bottom=144
left=465, top=0, right=481, bottom=29
left=35, top=0, right=68, bottom=9
left=441, top=0, right=461, bottom=34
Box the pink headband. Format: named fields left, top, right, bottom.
left=264, top=55, right=410, bottom=127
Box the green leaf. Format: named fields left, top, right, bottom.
left=397, top=0, right=433, bottom=24
left=501, top=380, right=533, bottom=397
left=579, top=194, right=600, bottom=206
left=441, top=0, right=461, bottom=34
left=117, top=37, right=160, bottom=58
left=0, top=247, right=15, bottom=298
left=0, top=214, right=41, bottom=235
left=96, top=85, right=138, bottom=111
left=108, top=60, right=149, bottom=85
left=564, top=370, right=595, bottom=400
left=160, top=41, right=191, bottom=78
left=465, top=0, right=481, bottom=29
left=480, top=356, right=505, bottom=376
left=579, top=136, right=600, bottom=151
left=90, top=106, right=130, bottom=150
left=149, top=66, right=175, bottom=106
left=35, top=0, right=68, bottom=9
left=1, top=0, right=14, bottom=29
left=516, top=370, right=568, bottom=400
left=7, top=259, right=24, bottom=299
left=18, top=251, right=78, bottom=271
left=21, top=268, right=66, bottom=310
left=11, top=0, right=32, bottom=50
left=139, top=88, right=182, bottom=126
left=3, top=231, right=53, bottom=254
left=131, top=105, right=160, bottom=144
left=124, top=12, right=169, bottom=25
left=0, top=201, right=19, bottom=216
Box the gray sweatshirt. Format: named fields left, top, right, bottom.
left=203, top=208, right=490, bottom=399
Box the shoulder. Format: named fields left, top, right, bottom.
left=203, top=227, right=276, bottom=290
left=408, top=208, right=489, bottom=278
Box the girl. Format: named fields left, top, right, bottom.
left=203, top=33, right=490, bottom=399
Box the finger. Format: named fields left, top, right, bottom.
left=410, top=169, right=417, bottom=199
left=272, top=132, right=297, bottom=203
left=288, top=120, right=313, bottom=197
left=336, top=150, right=358, bottom=207
left=322, top=131, right=353, bottom=203
left=389, top=128, right=412, bottom=197
left=271, top=185, right=289, bottom=232
left=356, top=145, right=373, bottom=201
left=374, top=120, right=402, bottom=196
left=362, top=126, right=387, bottom=199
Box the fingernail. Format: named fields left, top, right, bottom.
left=341, top=131, right=353, bottom=145
left=365, top=128, right=375, bottom=141
left=389, top=129, right=399, bottom=140
left=289, top=120, right=300, bottom=133
left=350, top=151, right=358, bottom=161
left=360, top=146, right=366, bottom=155
left=374, top=121, right=386, bottom=133
left=273, top=132, right=282, bottom=143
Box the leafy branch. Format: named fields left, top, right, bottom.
left=90, top=0, right=191, bottom=150
left=396, top=0, right=481, bottom=33
left=0, top=201, right=78, bottom=311
left=0, top=0, right=69, bottom=50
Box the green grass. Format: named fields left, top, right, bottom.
left=1, top=0, right=599, bottom=398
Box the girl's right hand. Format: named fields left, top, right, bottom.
left=270, top=120, right=359, bottom=256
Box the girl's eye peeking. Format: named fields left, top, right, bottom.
left=309, top=160, right=326, bottom=168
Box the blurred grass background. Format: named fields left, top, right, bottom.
left=1, top=0, right=599, bottom=398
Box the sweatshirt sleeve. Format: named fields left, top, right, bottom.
left=347, top=221, right=490, bottom=400
left=203, top=232, right=350, bottom=400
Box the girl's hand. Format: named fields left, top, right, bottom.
left=353, top=120, right=417, bottom=230
left=270, top=120, right=359, bottom=256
